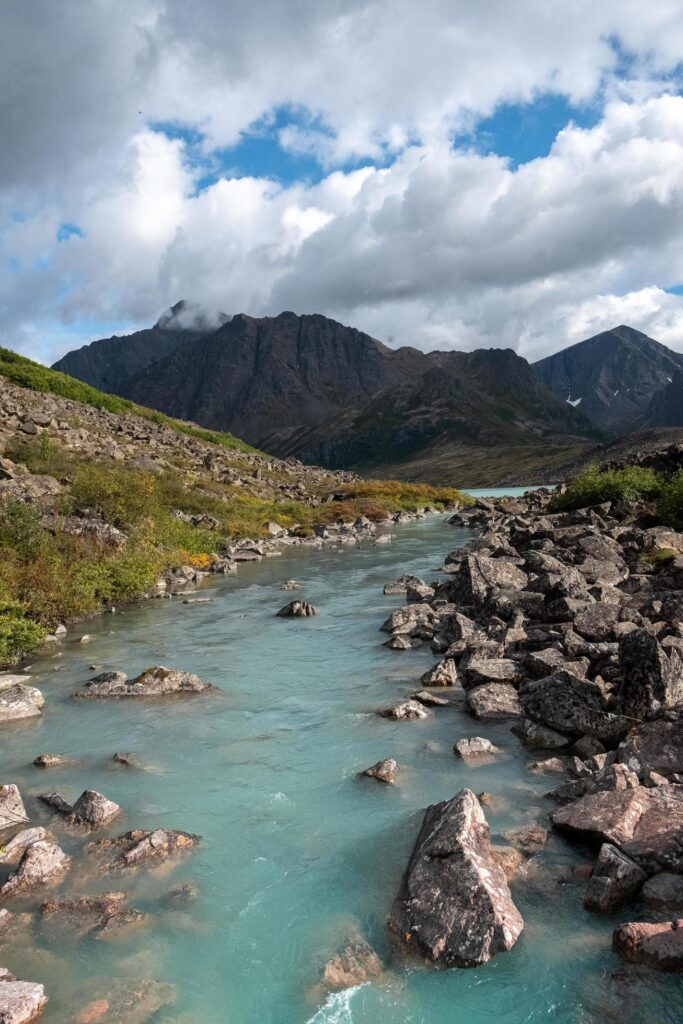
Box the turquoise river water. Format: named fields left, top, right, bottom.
left=1, top=508, right=681, bottom=1023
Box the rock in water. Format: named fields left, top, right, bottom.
left=420, top=659, right=457, bottom=687
left=387, top=788, right=523, bottom=967
left=70, top=791, right=121, bottom=828
left=0, top=841, right=70, bottom=896
left=380, top=700, right=432, bottom=721
left=613, top=919, right=683, bottom=970
left=453, top=737, right=500, bottom=759
left=0, top=678, right=44, bottom=724
left=74, top=666, right=213, bottom=698
left=0, top=785, right=27, bottom=832
left=359, top=758, right=398, bottom=783
left=0, top=970, right=48, bottom=1023
left=87, top=828, right=200, bottom=871
left=322, top=938, right=383, bottom=990
left=276, top=601, right=319, bottom=617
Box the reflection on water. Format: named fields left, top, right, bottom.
left=0, top=515, right=681, bottom=1023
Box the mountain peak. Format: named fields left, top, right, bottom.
left=155, top=300, right=231, bottom=333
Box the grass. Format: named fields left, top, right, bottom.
left=0, top=434, right=469, bottom=664
left=0, top=345, right=257, bottom=453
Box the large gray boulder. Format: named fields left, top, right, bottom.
left=618, top=714, right=683, bottom=780
left=0, top=970, right=48, bottom=1023
left=467, top=683, right=522, bottom=721
left=74, top=666, right=213, bottom=698
left=619, top=629, right=683, bottom=720
left=0, top=841, right=70, bottom=896
left=452, top=555, right=528, bottom=609
left=519, top=670, right=629, bottom=742
left=0, top=678, right=44, bottom=724
left=387, top=789, right=523, bottom=967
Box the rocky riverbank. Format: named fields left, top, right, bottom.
left=375, top=470, right=683, bottom=977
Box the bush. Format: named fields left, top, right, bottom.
left=68, top=463, right=160, bottom=528
left=0, top=602, right=47, bottom=663
left=4, top=433, right=72, bottom=478
left=658, top=469, right=683, bottom=530
left=548, top=464, right=663, bottom=512
left=0, top=500, right=45, bottom=557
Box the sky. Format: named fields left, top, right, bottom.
left=3, top=2, right=683, bottom=365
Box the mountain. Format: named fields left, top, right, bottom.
left=52, top=300, right=230, bottom=396
left=114, top=311, right=428, bottom=442
left=643, top=367, right=683, bottom=428
left=53, top=308, right=599, bottom=486
left=534, top=325, right=683, bottom=437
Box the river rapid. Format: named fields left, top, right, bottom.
left=1, top=503, right=681, bottom=1023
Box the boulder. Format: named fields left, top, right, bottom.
left=641, top=872, right=683, bottom=909
left=0, top=678, right=44, bottom=724
left=70, top=791, right=121, bottom=828
left=413, top=690, right=450, bottom=707
left=524, top=648, right=589, bottom=679
left=618, top=715, right=683, bottom=779
left=547, top=763, right=640, bottom=804
left=32, top=755, right=64, bottom=769
left=583, top=843, right=647, bottom=912
left=613, top=919, right=683, bottom=970
left=519, top=670, right=629, bottom=743
left=0, top=971, right=47, bottom=1024
left=467, top=683, right=522, bottom=721
left=620, top=786, right=683, bottom=874
left=550, top=787, right=651, bottom=847
left=359, top=758, right=398, bottom=783
left=383, top=574, right=426, bottom=596
left=322, top=938, right=383, bottom=990
left=112, top=752, right=139, bottom=767
left=0, top=829, right=50, bottom=865
left=511, top=718, right=569, bottom=749
left=454, top=737, right=501, bottom=759
left=379, top=700, right=432, bottom=721
left=0, top=785, right=27, bottom=832
left=74, top=666, right=213, bottom=698
left=453, top=555, right=528, bottom=608
left=387, top=789, right=523, bottom=967
left=276, top=601, right=319, bottom=617
left=573, top=604, right=621, bottom=642
left=460, top=657, right=523, bottom=690
left=380, top=603, right=435, bottom=636
left=87, top=828, right=200, bottom=870
left=0, top=840, right=70, bottom=895
left=420, top=659, right=457, bottom=687
left=619, top=629, right=683, bottom=720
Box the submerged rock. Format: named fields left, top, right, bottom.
left=358, top=758, right=398, bottom=783
left=72, top=979, right=175, bottom=1024
left=0, top=840, right=70, bottom=895
left=322, top=938, right=383, bottom=990
left=387, top=789, right=523, bottom=967
left=32, top=755, right=64, bottom=769
left=276, top=601, right=319, bottom=617
left=613, top=919, right=683, bottom=970
left=0, top=969, right=48, bottom=1023
left=41, top=893, right=146, bottom=938
left=112, top=752, right=139, bottom=768
left=87, top=828, right=200, bottom=871
left=0, top=785, right=27, bottom=832
left=74, top=666, right=213, bottom=699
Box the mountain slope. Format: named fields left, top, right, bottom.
left=52, top=300, right=230, bottom=395
left=534, top=325, right=683, bottom=436
left=121, top=311, right=428, bottom=443
left=643, top=366, right=683, bottom=428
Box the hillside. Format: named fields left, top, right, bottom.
left=54, top=308, right=599, bottom=485
left=0, top=346, right=464, bottom=663
left=534, top=324, right=683, bottom=436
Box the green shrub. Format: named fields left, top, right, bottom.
left=68, top=463, right=160, bottom=528
left=4, top=433, right=72, bottom=478
left=0, top=602, right=47, bottom=663
left=658, top=469, right=683, bottom=530
left=548, top=464, right=663, bottom=512
left=0, top=500, right=45, bottom=556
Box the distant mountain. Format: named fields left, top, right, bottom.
left=643, top=366, right=683, bottom=428
left=534, top=325, right=683, bottom=436
left=120, top=311, right=427, bottom=442
left=54, top=307, right=599, bottom=485
left=53, top=300, right=230, bottom=396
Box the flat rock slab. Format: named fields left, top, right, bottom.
left=87, top=828, right=200, bottom=871
left=467, top=683, right=522, bottom=721
left=0, top=972, right=48, bottom=1024
left=74, top=666, right=213, bottom=699
left=387, top=788, right=523, bottom=967
left=613, top=919, right=683, bottom=970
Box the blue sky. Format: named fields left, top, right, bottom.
left=4, top=1, right=683, bottom=364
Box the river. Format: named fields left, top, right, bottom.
left=1, top=505, right=681, bottom=1023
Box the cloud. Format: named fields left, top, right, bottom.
left=3, top=3, right=683, bottom=362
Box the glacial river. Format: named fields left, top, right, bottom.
left=1, top=508, right=681, bottom=1023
